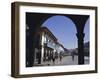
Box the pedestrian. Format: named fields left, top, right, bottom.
left=52, top=53, right=55, bottom=64
left=71, top=52, right=75, bottom=61
left=59, top=52, right=62, bottom=61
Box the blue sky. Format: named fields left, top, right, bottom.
left=42, top=15, right=89, bottom=49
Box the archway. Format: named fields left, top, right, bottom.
left=40, top=15, right=77, bottom=65
left=84, top=18, right=90, bottom=64
left=42, top=15, right=77, bottom=48
left=84, top=17, right=90, bottom=43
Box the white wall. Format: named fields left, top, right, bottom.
left=0, top=0, right=100, bottom=80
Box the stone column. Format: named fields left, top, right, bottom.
left=41, top=32, right=45, bottom=64
left=76, top=32, right=85, bottom=64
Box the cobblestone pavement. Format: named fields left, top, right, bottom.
left=40, top=55, right=89, bottom=66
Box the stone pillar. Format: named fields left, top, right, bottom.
left=76, top=32, right=85, bottom=64
left=41, top=32, right=45, bottom=63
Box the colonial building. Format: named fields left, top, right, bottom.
left=34, top=27, right=66, bottom=64
left=26, top=26, right=66, bottom=66
left=40, top=27, right=58, bottom=62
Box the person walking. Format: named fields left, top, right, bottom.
left=59, top=52, right=62, bottom=61
left=52, top=53, right=55, bottom=65
left=71, top=52, right=75, bottom=61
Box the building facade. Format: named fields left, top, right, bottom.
left=34, top=27, right=66, bottom=64
left=26, top=26, right=66, bottom=66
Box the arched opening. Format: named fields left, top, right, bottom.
left=42, top=15, right=77, bottom=49
left=35, top=15, right=78, bottom=65
left=84, top=17, right=90, bottom=64
left=84, top=18, right=90, bottom=43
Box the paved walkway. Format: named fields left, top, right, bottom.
left=37, top=55, right=89, bottom=66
